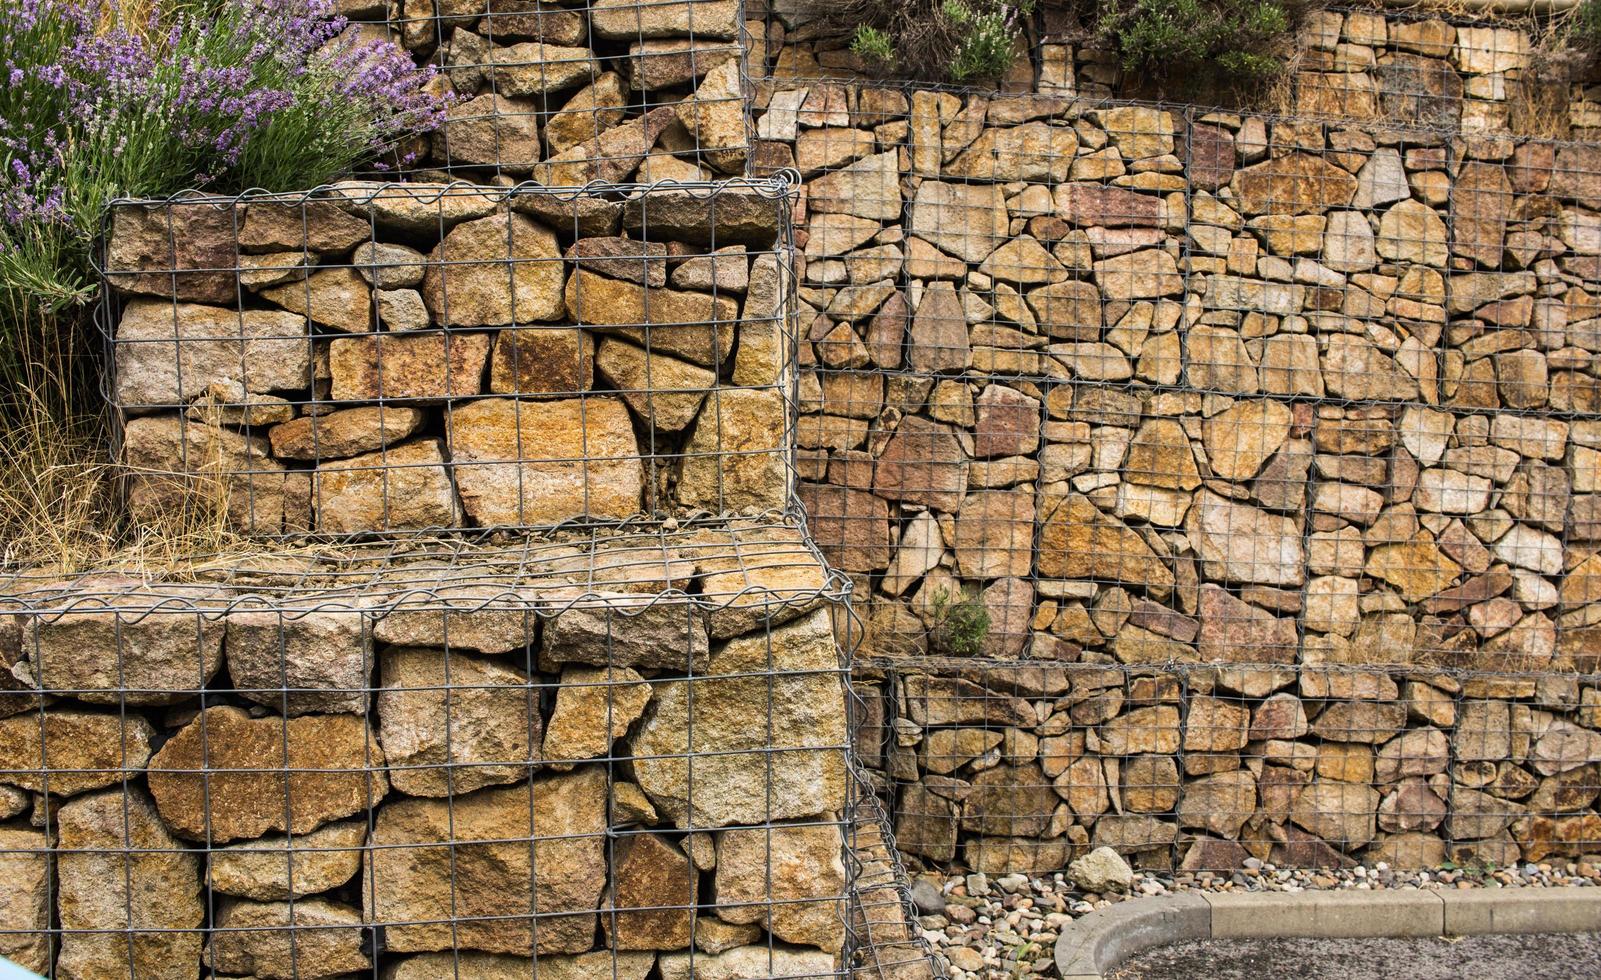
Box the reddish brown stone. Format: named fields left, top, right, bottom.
left=1056, top=184, right=1161, bottom=228
left=973, top=384, right=1041, bottom=458
left=604, top=834, right=696, bottom=950
left=147, top=707, right=388, bottom=843
left=1184, top=123, right=1235, bottom=192
left=798, top=482, right=890, bottom=571
left=106, top=202, right=241, bottom=302
left=872, top=416, right=968, bottom=513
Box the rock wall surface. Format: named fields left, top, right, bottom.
left=749, top=5, right=1601, bottom=875
left=0, top=528, right=855, bottom=977
left=387, top=0, right=752, bottom=179
left=81, top=0, right=1601, bottom=910
left=103, top=182, right=794, bottom=535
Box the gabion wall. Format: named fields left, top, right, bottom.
left=753, top=6, right=1601, bottom=876
left=26, top=109, right=935, bottom=973
left=0, top=530, right=857, bottom=977
left=100, top=180, right=796, bottom=536
left=387, top=0, right=752, bottom=180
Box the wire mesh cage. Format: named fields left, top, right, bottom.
left=0, top=524, right=888, bottom=978
left=750, top=85, right=1601, bottom=876
left=380, top=0, right=754, bottom=181
left=755, top=1, right=1601, bottom=142
left=769, top=88, right=1601, bottom=664
left=865, top=657, right=1601, bottom=877
left=97, top=177, right=800, bottom=538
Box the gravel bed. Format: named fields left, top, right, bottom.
left=910, top=856, right=1601, bottom=978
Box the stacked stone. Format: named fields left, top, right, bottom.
left=395, top=0, right=750, bottom=178
left=0, top=525, right=859, bottom=977
left=103, top=181, right=792, bottom=535
left=759, top=5, right=1601, bottom=143
left=758, top=89, right=1601, bottom=671
left=746, top=62, right=1601, bottom=873
left=881, top=657, right=1601, bottom=875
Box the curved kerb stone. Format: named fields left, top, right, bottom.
left=1055, top=890, right=1601, bottom=979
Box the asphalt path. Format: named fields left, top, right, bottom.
left=1105, top=932, right=1601, bottom=980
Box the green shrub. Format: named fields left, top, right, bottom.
left=1575, top=0, right=1601, bottom=49
left=829, top=0, right=1031, bottom=83
left=850, top=24, right=896, bottom=67
left=946, top=0, right=1022, bottom=82
left=928, top=588, right=991, bottom=657
left=0, top=0, right=443, bottom=422
left=1095, top=0, right=1297, bottom=84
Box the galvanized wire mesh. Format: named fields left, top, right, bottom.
left=0, top=524, right=876, bottom=978
left=95, top=178, right=801, bottom=538
left=756, top=81, right=1601, bottom=875
left=865, top=657, right=1601, bottom=876
left=372, top=0, right=755, bottom=180
left=22, top=5, right=1601, bottom=970
left=758, top=1, right=1600, bottom=142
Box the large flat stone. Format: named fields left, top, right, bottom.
left=910, top=181, right=1009, bottom=263
left=312, top=438, right=464, bottom=533
left=106, top=202, right=241, bottom=302
left=629, top=609, right=847, bottom=828
left=115, top=300, right=311, bottom=409
left=367, top=767, right=608, bottom=954
left=225, top=607, right=372, bottom=715
left=147, top=706, right=388, bottom=843
left=422, top=213, right=565, bottom=326
left=327, top=331, right=491, bottom=402
left=543, top=595, right=711, bottom=672
left=57, top=789, right=203, bottom=979
left=565, top=269, right=739, bottom=369
left=204, top=898, right=368, bottom=980
left=0, top=711, right=156, bottom=796
left=377, top=648, right=541, bottom=796
left=23, top=588, right=224, bottom=705
left=676, top=388, right=789, bottom=514
left=269, top=406, right=428, bottom=460
left=448, top=396, right=644, bottom=526
left=1187, top=490, right=1305, bottom=587
left=208, top=820, right=366, bottom=900
left=1038, top=492, right=1175, bottom=596
left=715, top=821, right=847, bottom=951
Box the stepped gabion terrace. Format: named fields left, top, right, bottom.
left=7, top=1, right=1601, bottom=978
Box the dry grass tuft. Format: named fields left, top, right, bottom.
left=0, top=298, right=248, bottom=579
left=0, top=403, right=254, bottom=579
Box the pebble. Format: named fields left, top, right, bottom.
left=918, top=856, right=1601, bottom=977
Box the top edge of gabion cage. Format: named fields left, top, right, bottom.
left=94, top=173, right=801, bottom=218
left=0, top=517, right=853, bottom=618
left=756, top=73, right=1601, bottom=147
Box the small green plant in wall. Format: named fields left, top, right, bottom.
left=850, top=25, right=896, bottom=67
left=928, top=587, right=992, bottom=657
left=945, top=0, right=1028, bottom=82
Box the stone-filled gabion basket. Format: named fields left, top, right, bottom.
left=98, top=178, right=798, bottom=537
left=762, top=91, right=1601, bottom=876
left=865, top=657, right=1601, bottom=876
left=0, top=526, right=861, bottom=977
left=0, top=167, right=952, bottom=979
left=386, top=0, right=754, bottom=182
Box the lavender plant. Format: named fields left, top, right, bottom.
left=0, top=0, right=444, bottom=314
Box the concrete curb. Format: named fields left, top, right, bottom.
left=1055, top=889, right=1601, bottom=979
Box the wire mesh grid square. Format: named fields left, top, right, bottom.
left=96, top=178, right=802, bottom=539
left=0, top=524, right=905, bottom=978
